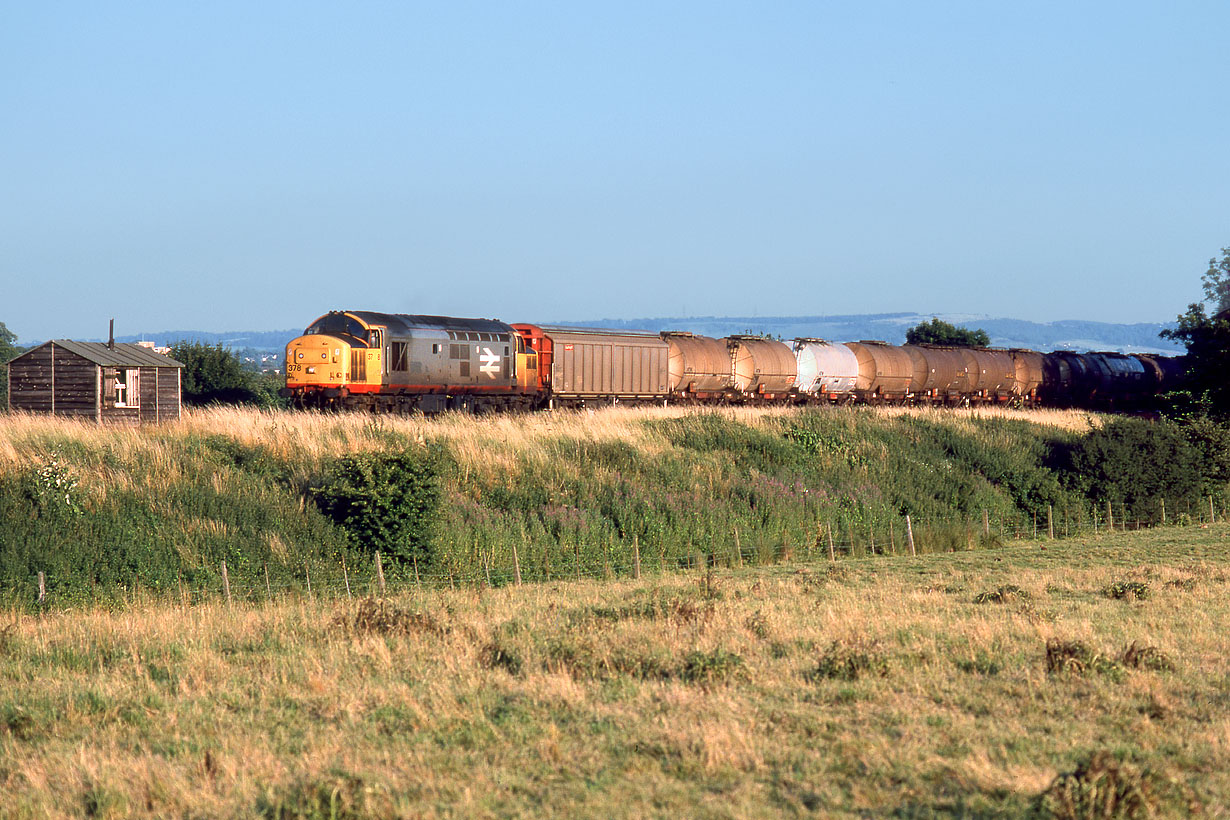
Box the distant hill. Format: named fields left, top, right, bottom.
left=50, top=313, right=1178, bottom=357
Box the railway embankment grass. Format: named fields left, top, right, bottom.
left=1, top=525, right=1227, bottom=817
left=1, top=404, right=1226, bottom=606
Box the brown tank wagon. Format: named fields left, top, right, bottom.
left=1010, top=349, right=1044, bottom=401
left=727, top=336, right=797, bottom=399
left=903, top=345, right=971, bottom=401
left=845, top=341, right=913, bottom=402
left=662, top=332, right=734, bottom=399
left=963, top=348, right=1017, bottom=400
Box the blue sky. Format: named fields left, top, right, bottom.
left=3, top=1, right=1227, bottom=342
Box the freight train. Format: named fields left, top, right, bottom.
left=280, top=310, right=1184, bottom=413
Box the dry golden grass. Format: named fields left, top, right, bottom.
left=0, top=402, right=1107, bottom=483
left=872, top=403, right=1102, bottom=433
left=1, top=524, right=1225, bottom=818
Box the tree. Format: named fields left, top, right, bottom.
left=0, top=321, right=24, bottom=411
left=1160, top=247, right=1230, bottom=416
left=905, top=318, right=990, bottom=347
left=169, top=341, right=281, bottom=406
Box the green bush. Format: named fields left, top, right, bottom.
left=312, top=447, right=443, bottom=566
left=1062, top=418, right=1202, bottom=519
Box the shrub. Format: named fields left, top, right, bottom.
left=1044, top=639, right=1121, bottom=678
left=974, top=584, right=1030, bottom=604
left=1063, top=418, right=1202, bottom=520
left=679, top=648, right=746, bottom=685
left=312, top=448, right=443, bottom=566
left=1120, top=642, right=1174, bottom=672
left=1103, top=581, right=1149, bottom=601
left=810, top=639, right=889, bottom=681
left=1034, top=751, right=1185, bottom=820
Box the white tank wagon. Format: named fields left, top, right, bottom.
left=792, top=339, right=859, bottom=401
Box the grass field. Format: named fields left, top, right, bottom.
left=6, top=403, right=1159, bottom=606
left=2, top=522, right=1226, bottom=818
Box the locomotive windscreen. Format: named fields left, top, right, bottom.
left=306, top=312, right=368, bottom=344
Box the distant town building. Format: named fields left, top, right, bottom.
left=6, top=340, right=184, bottom=424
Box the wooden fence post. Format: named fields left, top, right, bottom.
left=512, top=540, right=523, bottom=586
left=1160, top=498, right=1166, bottom=526
left=982, top=508, right=989, bottom=537
left=263, top=564, right=272, bottom=601
left=37, top=571, right=46, bottom=608
left=375, top=552, right=386, bottom=597
left=221, top=561, right=232, bottom=607
left=733, top=526, right=742, bottom=567
left=1210, top=496, right=1216, bottom=524
left=889, top=519, right=897, bottom=555
left=905, top=515, right=916, bottom=557
left=827, top=524, right=836, bottom=562
left=633, top=535, right=641, bottom=580
left=341, top=554, right=352, bottom=600
left=305, top=562, right=312, bottom=599
left=1107, top=500, right=1114, bottom=532
left=1047, top=505, right=1054, bottom=540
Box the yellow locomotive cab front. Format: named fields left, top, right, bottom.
left=285, top=335, right=350, bottom=390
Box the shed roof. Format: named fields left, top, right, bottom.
left=16, top=340, right=184, bottom=368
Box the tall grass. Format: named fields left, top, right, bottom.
left=0, top=405, right=1219, bottom=605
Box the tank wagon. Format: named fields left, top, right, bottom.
left=283, top=309, right=1182, bottom=413
left=792, top=339, right=859, bottom=402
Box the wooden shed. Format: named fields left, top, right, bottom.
left=7, top=341, right=184, bottom=424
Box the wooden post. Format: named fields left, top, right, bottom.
left=733, top=526, right=742, bottom=567
left=221, top=561, right=231, bottom=607
left=341, top=554, right=352, bottom=600
left=512, top=540, right=523, bottom=586
left=982, top=508, right=989, bottom=537
left=867, top=523, right=875, bottom=556
left=905, top=515, right=916, bottom=557
left=1160, top=498, right=1166, bottom=526
left=1107, top=500, right=1114, bottom=532
left=305, top=562, right=312, bottom=599
left=1210, top=496, right=1216, bottom=524
left=827, top=523, right=836, bottom=562
left=632, top=535, right=641, bottom=580
left=37, top=571, right=46, bottom=607
left=1032, top=511, right=1037, bottom=540
left=263, top=564, right=272, bottom=601
left=1047, top=505, right=1054, bottom=540
left=484, top=552, right=493, bottom=588
left=374, top=552, right=385, bottom=597
left=889, top=519, right=897, bottom=555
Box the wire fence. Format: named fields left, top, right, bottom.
left=9, top=495, right=1225, bottom=612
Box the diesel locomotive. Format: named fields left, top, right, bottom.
left=281, top=309, right=1184, bottom=412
